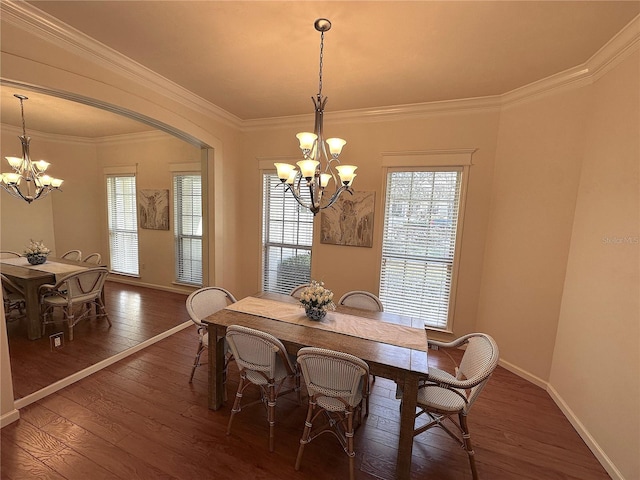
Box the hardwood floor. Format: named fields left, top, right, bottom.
left=6, top=281, right=190, bottom=399
left=2, top=288, right=610, bottom=479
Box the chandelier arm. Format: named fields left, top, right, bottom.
left=274, top=19, right=355, bottom=217
left=284, top=182, right=313, bottom=211
left=2, top=94, right=63, bottom=203
left=323, top=186, right=354, bottom=210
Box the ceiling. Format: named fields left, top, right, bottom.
left=2, top=1, right=639, bottom=137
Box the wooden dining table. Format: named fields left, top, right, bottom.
left=203, top=292, right=429, bottom=480
left=0, top=256, right=91, bottom=340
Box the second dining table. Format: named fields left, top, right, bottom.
left=203, top=291, right=430, bottom=480
left=0, top=256, right=93, bottom=340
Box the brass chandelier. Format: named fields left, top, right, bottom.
left=1, top=94, right=63, bottom=203
left=275, top=18, right=357, bottom=216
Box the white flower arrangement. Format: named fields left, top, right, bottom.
left=299, top=280, right=335, bottom=312
left=24, top=239, right=51, bottom=256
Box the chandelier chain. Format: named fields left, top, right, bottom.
left=318, top=30, right=324, bottom=97
left=19, top=97, right=26, bottom=137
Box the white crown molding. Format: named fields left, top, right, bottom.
left=3, top=2, right=638, bottom=132
left=502, top=14, right=639, bottom=107
left=1, top=0, right=243, bottom=130
left=1, top=122, right=169, bottom=146
left=1, top=122, right=95, bottom=145
left=242, top=96, right=503, bottom=132
left=588, top=13, right=640, bottom=83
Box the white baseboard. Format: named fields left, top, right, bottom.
left=106, top=276, right=195, bottom=296
left=0, top=408, right=20, bottom=427
left=13, top=321, right=192, bottom=410
left=499, top=358, right=624, bottom=480
left=546, top=384, right=624, bottom=480
left=498, top=358, right=548, bottom=389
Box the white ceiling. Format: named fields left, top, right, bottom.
left=2, top=1, right=639, bottom=137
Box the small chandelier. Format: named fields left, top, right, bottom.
left=1, top=94, right=63, bottom=203
left=275, top=18, right=357, bottom=216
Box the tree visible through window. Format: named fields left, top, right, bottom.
left=380, top=169, right=464, bottom=330
left=174, top=173, right=202, bottom=285
left=262, top=173, right=313, bottom=294
left=106, top=175, right=139, bottom=276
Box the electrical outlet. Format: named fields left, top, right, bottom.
left=50, top=332, right=64, bottom=351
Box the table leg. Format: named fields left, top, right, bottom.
left=207, top=324, right=225, bottom=410
left=22, top=282, right=43, bottom=340
left=397, top=373, right=419, bottom=479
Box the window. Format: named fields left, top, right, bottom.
left=174, top=173, right=202, bottom=285
left=262, top=172, right=313, bottom=294
left=106, top=175, right=139, bottom=276
left=380, top=168, right=464, bottom=330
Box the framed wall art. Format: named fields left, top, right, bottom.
left=320, top=191, right=375, bottom=247
left=139, top=189, right=169, bottom=230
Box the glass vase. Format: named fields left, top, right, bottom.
left=305, top=305, right=327, bottom=321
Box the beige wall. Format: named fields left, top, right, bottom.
left=476, top=87, right=590, bottom=381
left=239, top=111, right=500, bottom=340
left=0, top=127, right=93, bottom=256
left=550, top=52, right=639, bottom=480
left=2, top=11, right=638, bottom=479
left=95, top=133, right=201, bottom=289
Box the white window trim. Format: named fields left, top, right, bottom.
left=104, top=168, right=140, bottom=277
left=173, top=172, right=203, bottom=286
left=259, top=162, right=314, bottom=295
left=379, top=150, right=474, bottom=332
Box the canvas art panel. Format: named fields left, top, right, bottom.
left=320, top=191, right=375, bottom=247
left=139, top=189, right=169, bottom=230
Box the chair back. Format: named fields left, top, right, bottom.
left=59, top=267, right=109, bottom=303
left=61, top=250, right=82, bottom=261
left=289, top=284, right=310, bottom=299
left=297, top=347, right=369, bottom=408
left=226, top=325, right=294, bottom=381
left=457, top=334, right=500, bottom=408
left=338, top=291, right=384, bottom=312
left=186, top=286, right=237, bottom=327
left=83, top=253, right=102, bottom=264
left=1, top=273, right=24, bottom=296
left=0, top=251, right=21, bottom=259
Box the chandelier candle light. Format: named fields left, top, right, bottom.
left=1, top=94, right=63, bottom=203
left=274, top=18, right=357, bottom=215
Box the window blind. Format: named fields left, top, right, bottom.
left=262, top=173, right=313, bottom=295
left=379, top=169, right=462, bottom=329
left=106, top=175, right=139, bottom=276
left=174, top=174, right=202, bottom=285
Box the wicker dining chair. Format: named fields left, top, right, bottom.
left=295, top=347, right=370, bottom=480
left=225, top=324, right=301, bottom=452
left=185, top=286, right=237, bottom=383
left=338, top=289, right=384, bottom=406
left=39, top=267, right=110, bottom=341
left=413, top=333, right=499, bottom=480
left=338, top=290, right=384, bottom=312
left=82, top=253, right=102, bottom=265
left=1, top=273, right=26, bottom=321
left=60, top=249, right=82, bottom=261
left=289, top=284, right=310, bottom=299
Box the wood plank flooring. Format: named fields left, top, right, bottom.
left=6, top=281, right=190, bottom=399
left=2, top=286, right=611, bottom=479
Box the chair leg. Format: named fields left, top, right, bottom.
left=189, top=342, right=205, bottom=383
left=459, top=412, right=478, bottom=480
left=267, top=382, right=276, bottom=452
left=226, top=374, right=246, bottom=436
left=67, top=311, right=74, bottom=341
left=295, top=398, right=315, bottom=472
left=346, top=408, right=356, bottom=480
